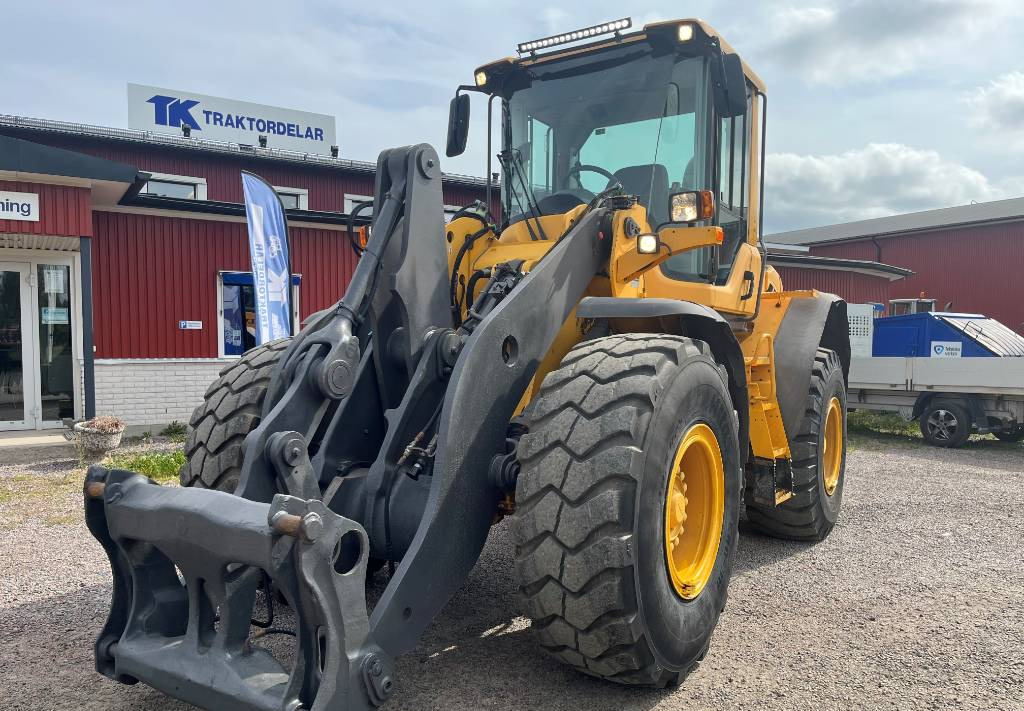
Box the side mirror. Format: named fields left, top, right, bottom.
left=719, top=53, right=747, bottom=117
left=446, top=93, right=470, bottom=157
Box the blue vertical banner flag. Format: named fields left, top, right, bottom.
left=241, top=172, right=293, bottom=344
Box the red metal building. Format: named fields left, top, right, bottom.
left=0, top=115, right=489, bottom=430
left=770, top=199, right=1024, bottom=332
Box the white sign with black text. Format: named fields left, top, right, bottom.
left=930, top=341, right=962, bottom=358
left=0, top=190, right=39, bottom=222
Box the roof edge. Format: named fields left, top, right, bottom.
left=767, top=252, right=914, bottom=281
left=119, top=193, right=372, bottom=226
left=769, top=196, right=1024, bottom=246
left=0, top=113, right=493, bottom=189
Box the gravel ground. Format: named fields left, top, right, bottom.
left=1, top=435, right=1022, bottom=711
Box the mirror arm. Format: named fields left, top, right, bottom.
left=486, top=94, right=499, bottom=217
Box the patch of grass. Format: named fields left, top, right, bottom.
left=42, top=511, right=81, bottom=526
left=847, top=409, right=925, bottom=451
left=104, top=449, right=185, bottom=483
left=0, top=470, right=85, bottom=525
left=848, top=410, right=920, bottom=438
left=160, top=421, right=188, bottom=442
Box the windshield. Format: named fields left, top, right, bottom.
left=504, top=47, right=710, bottom=231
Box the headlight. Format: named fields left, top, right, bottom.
left=474, top=71, right=487, bottom=87
left=670, top=192, right=699, bottom=222
left=670, top=190, right=715, bottom=223
left=677, top=23, right=694, bottom=42
left=637, top=233, right=660, bottom=254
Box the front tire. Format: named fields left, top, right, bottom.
left=745, top=348, right=847, bottom=541
left=510, top=335, right=741, bottom=687
left=179, top=339, right=289, bottom=491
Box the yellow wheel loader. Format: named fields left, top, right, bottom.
left=84, top=17, right=849, bottom=710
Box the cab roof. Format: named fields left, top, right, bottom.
left=477, top=18, right=765, bottom=94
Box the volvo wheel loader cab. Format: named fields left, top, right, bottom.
left=83, top=17, right=849, bottom=711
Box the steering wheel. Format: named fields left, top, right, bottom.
left=566, top=163, right=618, bottom=186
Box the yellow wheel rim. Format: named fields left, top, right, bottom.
left=664, top=423, right=725, bottom=601
left=823, top=397, right=843, bottom=496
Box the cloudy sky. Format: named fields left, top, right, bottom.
left=7, top=0, right=1024, bottom=232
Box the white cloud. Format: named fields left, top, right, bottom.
left=762, top=0, right=1010, bottom=85
left=963, top=70, right=1024, bottom=139
left=542, top=8, right=572, bottom=34
left=765, top=142, right=1011, bottom=231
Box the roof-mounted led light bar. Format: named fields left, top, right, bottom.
left=517, top=18, right=632, bottom=54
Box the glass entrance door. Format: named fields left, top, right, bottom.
left=0, top=263, right=34, bottom=429
left=36, top=264, right=75, bottom=424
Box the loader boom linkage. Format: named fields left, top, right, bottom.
left=85, top=144, right=611, bottom=711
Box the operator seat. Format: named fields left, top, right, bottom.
left=612, top=164, right=670, bottom=227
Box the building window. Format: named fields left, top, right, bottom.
left=890, top=299, right=935, bottom=316
left=218, top=271, right=301, bottom=357
left=141, top=179, right=196, bottom=199
left=139, top=171, right=208, bottom=200
left=273, top=186, right=309, bottom=210
left=344, top=194, right=373, bottom=214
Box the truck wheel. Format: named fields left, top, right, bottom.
left=994, top=427, right=1024, bottom=443
left=179, top=339, right=290, bottom=491
left=919, top=400, right=971, bottom=448
left=745, top=348, right=847, bottom=542
left=511, top=334, right=741, bottom=687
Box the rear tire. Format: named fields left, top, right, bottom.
left=745, top=348, right=847, bottom=541
left=994, top=427, right=1024, bottom=443
left=919, top=399, right=971, bottom=448
left=511, top=334, right=741, bottom=687
left=179, top=339, right=289, bottom=491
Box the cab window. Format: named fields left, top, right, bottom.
left=661, top=85, right=753, bottom=284
left=715, top=88, right=752, bottom=282
left=527, top=116, right=554, bottom=195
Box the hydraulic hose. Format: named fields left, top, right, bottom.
left=464, top=269, right=491, bottom=312
left=448, top=203, right=496, bottom=230
left=447, top=202, right=497, bottom=325
left=449, top=226, right=492, bottom=325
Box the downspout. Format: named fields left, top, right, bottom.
left=81, top=236, right=96, bottom=419
left=871, top=236, right=882, bottom=263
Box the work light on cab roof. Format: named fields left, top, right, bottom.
left=516, top=17, right=632, bottom=54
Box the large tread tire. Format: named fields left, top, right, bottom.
left=745, top=348, right=846, bottom=541
left=510, top=334, right=741, bottom=687
left=179, top=339, right=289, bottom=491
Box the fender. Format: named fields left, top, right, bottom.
left=773, top=294, right=850, bottom=438
left=577, top=297, right=750, bottom=461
